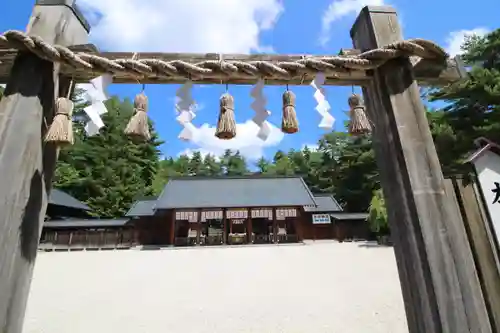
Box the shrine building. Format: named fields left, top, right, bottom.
left=40, top=176, right=369, bottom=250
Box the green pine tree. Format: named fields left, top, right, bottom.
left=54, top=95, right=162, bottom=218
left=430, top=28, right=500, bottom=175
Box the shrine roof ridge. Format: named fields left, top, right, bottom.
left=155, top=176, right=317, bottom=209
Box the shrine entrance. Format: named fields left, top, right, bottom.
left=0, top=2, right=493, bottom=333
left=252, top=218, right=272, bottom=244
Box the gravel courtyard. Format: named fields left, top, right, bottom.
left=23, top=241, right=408, bottom=333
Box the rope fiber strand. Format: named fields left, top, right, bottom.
left=0, top=30, right=449, bottom=82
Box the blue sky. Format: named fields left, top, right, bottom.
left=1, top=0, right=499, bottom=164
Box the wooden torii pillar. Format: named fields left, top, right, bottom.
left=0, top=1, right=89, bottom=332
left=351, top=6, right=493, bottom=333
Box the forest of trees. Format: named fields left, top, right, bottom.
left=0, top=29, right=498, bottom=232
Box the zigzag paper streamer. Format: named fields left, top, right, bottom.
left=175, top=81, right=198, bottom=141
left=256, top=120, right=271, bottom=141
left=251, top=79, right=270, bottom=141
left=178, top=122, right=197, bottom=142
left=310, top=72, right=335, bottom=130
left=83, top=102, right=106, bottom=136
left=79, top=74, right=113, bottom=136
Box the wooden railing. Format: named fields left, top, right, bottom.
left=253, top=234, right=272, bottom=244
left=205, top=235, right=224, bottom=245
left=277, top=234, right=298, bottom=243
left=174, top=237, right=197, bottom=246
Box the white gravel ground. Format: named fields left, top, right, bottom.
left=23, top=241, right=408, bottom=333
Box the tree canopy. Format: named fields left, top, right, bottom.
left=54, top=94, right=163, bottom=218
left=371, top=28, right=500, bottom=233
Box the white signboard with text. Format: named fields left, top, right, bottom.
left=312, top=214, right=331, bottom=224
left=471, top=150, right=500, bottom=244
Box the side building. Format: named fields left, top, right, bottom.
left=41, top=189, right=134, bottom=250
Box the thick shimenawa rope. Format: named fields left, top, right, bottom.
left=0, top=30, right=449, bottom=81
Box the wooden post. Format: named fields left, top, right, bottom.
left=196, top=210, right=202, bottom=245
left=295, top=210, right=303, bottom=242
left=246, top=208, right=252, bottom=244
left=169, top=211, right=176, bottom=246
left=0, top=2, right=89, bottom=332
left=222, top=209, right=227, bottom=244
left=351, top=6, right=492, bottom=333
left=272, top=208, right=278, bottom=244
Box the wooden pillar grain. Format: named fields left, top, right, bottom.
left=351, top=6, right=491, bottom=333
left=0, top=2, right=89, bottom=332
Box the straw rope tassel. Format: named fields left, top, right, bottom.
left=348, top=94, right=371, bottom=135
left=125, top=92, right=151, bottom=141
left=44, top=97, right=75, bottom=146
left=215, top=93, right=236, bottom=140
left=281, top=90, right=299, bottom=134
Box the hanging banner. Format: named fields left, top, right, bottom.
left=276, top=208, right=297, bottom=220
left=251, top=208, right=273, bottom=219
left=201, top=210, right=223, bottom=222
left=226, top=209, right=248, bottom=219
left=175, top=211, right=198, bottom=222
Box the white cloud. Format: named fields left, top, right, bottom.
left=78, top=0, right=283, bottom=53
left=78, top=0, right=286, bottom=158
left=320, top=0, right=385, bottom=46
left=178, top=121, right=284, bottom=161
left=445, top=28, right=489, bottom=57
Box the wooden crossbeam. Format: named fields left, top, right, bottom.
left=0, top=48, right=464, bottom=86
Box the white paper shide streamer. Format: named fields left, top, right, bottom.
left=176, top=81, right=198, bottom=141
left=251, top=79, right=271, bottom=141
left=310, top=73, right=335, bottom=130
left=79, top=74, right=113, bottom=136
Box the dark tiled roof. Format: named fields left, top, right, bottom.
left=44, top=219, right=130, bottom=228
left=49, top=189, right=91, bottom=211
left=126, top=198, right=157, bottom=217
left=330, top=213, right=368, bottom=220
left=304, top=195, right=343, bottom=212
left=156, top=176, right=317, bottom=209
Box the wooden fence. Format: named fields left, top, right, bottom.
left=445, top=177, right=500, bottom=330
left=39, top=228, right=135, bottom=251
